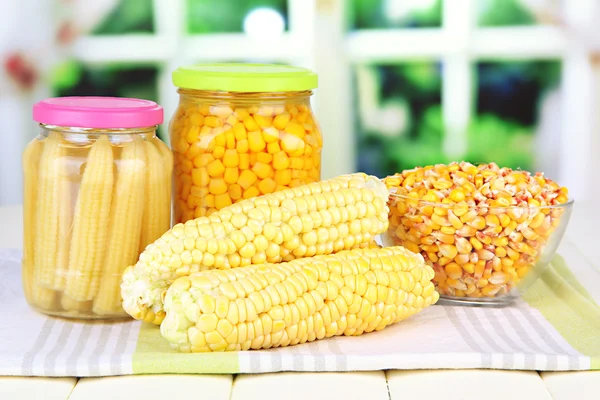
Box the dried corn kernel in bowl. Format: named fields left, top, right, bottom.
left=169, top=63, right=322, bottom=224
left=382, top=161, right=573, bottom=305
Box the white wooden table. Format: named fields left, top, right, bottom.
left=0, top=203, right=598, bottom=400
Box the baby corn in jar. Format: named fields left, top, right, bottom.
left=169, top=63, right=322, bottom=224
left=382, top=162, right=573, bottom=305
left=23, top=97, right=172, bottom=319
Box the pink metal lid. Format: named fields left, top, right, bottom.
left=33, top=96, right=163, bottom=129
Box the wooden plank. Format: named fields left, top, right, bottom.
left=387, top=370, right=552, bottom=400
left=541, top=371, right=600, bottom=400
left=69, top=375, right=233, bottom=400
left=0, top=377, right=77, bottom=400
left=231, top=372, right=389, bottom=400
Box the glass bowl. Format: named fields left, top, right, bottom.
left=381, top=193, right=574, bottom=306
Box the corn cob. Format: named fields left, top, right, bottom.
left=160, top=246, right=438, bottom=352
left=53, top=150, right=75, bottom=291
left=61, top=295, right=92, bottom=313
left=22, top=138, right=58, bottom=310
left=34, top=133, right=64, bottom=290
left=156, top=139, right=174, bottom=228
left=139, top=140, right=172, bottom=253
left=121, top=173, right=390, bottom=325
left=93, top=137, right=147, bottom=315
left=64, top=135, right=114, bottom=301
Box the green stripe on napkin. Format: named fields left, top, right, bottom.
left=132, top=322, right=240, bottom=374
left=523, top=255, right=600, bottom=369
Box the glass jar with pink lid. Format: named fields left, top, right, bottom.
left=23, top=96, right=172, bottom=320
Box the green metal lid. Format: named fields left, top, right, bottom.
left=172, top=63, right=318, bottom=93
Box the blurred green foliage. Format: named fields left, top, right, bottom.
left=92, top=0, right=154, bottom=34
left=477, top=61, right=561, bottom=125
left=477, top=0, right=536, bottom=26
left=54, top=65, right=163, bottom=138
left=50, top=0, right=561, bottom=175
left=355, top=0, right=560, bottom=177
left=356, top=58, right=560, bottom=176
left=187, top=0, right=287, bottom=33
left=350, top=0, right=442, bottom=29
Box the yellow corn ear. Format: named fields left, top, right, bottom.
left=121, top=173, right=390, bottom=325
left=52, top=151, right=75, bottom=291
left=156, top=139, right=174, bottom=228
left=61, top=295, right=92, bottom=313
left=22, top=138, right=58, bottom=310
left=22, top=139, right=42, bottom=275
left=64, top=135, right=114, bottom=301
left=93, top=137, right=147, bottom=315
left=160, top=246, right=439, bottom=352
left=139, top=140, right=171, bottom=253
left=34, top=133, right=64, bottom=289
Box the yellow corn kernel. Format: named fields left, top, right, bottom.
left=243, top=116, right=259, bottom=131
left=236, top=139, right=249, bottom=154
left=267, top=141, right=281, bottom=154
left=193, top=153, right=214, bottom=168
left=281, top=134, right=305, bottom=157
left=252, top=162, right=273, bottom=179
left=224, top=167, right=240, bottom=185
left=204, top=116, right=222, bottom=128
left=209, top=178, right=228, bottom=195
left=262, top=127, right=279, bottom=144
left=438, top=256, right=452, bottom=267
left=274, top=169, right=292, bottom=186
left=433, top=180, right=452, bottom=190
left=215, top=193, right=233, bottom=210
left=248, top=130, right=267, bottom=153
left=243, top=186, right=260, bottom=199
left=469, top=237, right=483, bottom=251
left=449, top=189, right=465, bottom=202
left=192, top=168, right=210, bottom=187
left=205, top=194, right=215, bottom=208
left=272, top=151, right=290, bottom=170
left=468, top=216, right=486, bottom=230
left=440, top=226, right=456, bottom=235
left=207, top=159, right=225, bottom=177
left=258, top=178, right=277, bottom=194
left=239, top=153, right=250, bottom=170
left=238, top=170, right=258, bottom=189
left=223, top=149, right=239, bottom=168
left=462, top=262, right=475, bottom=274
left=233, top=122, right=247, bottom=140
left=273, top=112, right=291, bottom=130
left=228, top=184, right=242, bottom=201
left=444, top=263, right=463, bottom=280
left=438, top=244, right=458, bottom=259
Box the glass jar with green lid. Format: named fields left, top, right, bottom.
left=169, top=63, right=322, bottom=224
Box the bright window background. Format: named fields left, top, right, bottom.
left=1, top=0, right=598, bottom=206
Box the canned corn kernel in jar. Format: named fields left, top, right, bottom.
left=382, top=162, right=573, bottom=306
left=23, top=97, right=172, bottom=320
left=169, top=63, right=322, bottom=224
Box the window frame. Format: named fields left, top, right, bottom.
left=66, top=0, right=600, bottom=201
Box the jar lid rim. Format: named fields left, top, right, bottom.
left=172, top=63, right=318, bottom=92
left=33, top=96, right=164, bottom=129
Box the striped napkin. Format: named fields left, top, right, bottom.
left=1, top=239, right=599, bottom=377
